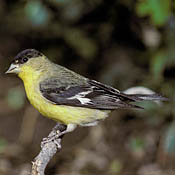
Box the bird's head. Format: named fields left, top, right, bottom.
left=5, top=49, right=47, bottom=77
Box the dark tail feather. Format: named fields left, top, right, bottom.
left=127, top=93, right=168, bottom=102
left=116, top=101, right=144, bottom=109
left=117, top=93, right=168, bottom=110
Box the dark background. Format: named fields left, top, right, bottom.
left=0, top=0, right=175, bottom=174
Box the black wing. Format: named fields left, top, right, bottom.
left=39, top=78, right=143, bottom=109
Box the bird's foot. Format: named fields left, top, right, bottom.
left=41, top=123, right=67, bottom=149
left=41, top=137, right=62, bottom=149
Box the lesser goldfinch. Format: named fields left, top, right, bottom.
left=6, top=49, right=166, bottom=133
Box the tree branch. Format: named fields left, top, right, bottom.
left=31, top=123, right=67, bottom=175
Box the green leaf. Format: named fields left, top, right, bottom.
left=136, top=0, right=171, bottom=26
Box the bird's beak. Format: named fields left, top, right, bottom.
left=5, top=63, right=20, bottom=74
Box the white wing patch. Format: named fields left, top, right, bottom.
left=68, top=91, right=92, bottom=105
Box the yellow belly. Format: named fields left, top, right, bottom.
left=22, top=76, right=110, bottom=125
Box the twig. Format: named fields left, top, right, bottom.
left=31, top=123, right=67, bottom=175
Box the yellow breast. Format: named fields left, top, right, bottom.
left=18, top=66, right=110, bottom=125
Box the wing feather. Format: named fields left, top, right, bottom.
left=39, top=78, right=142, bottom=109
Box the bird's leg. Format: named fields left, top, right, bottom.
left=41, top=123, right=77, bottom=148
left=61, top=123, right=77, bottom=135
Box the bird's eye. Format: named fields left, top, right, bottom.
left=23, top=57, right=28, bottom=63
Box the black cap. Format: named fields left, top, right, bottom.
left=12, top=49, right=43, bottom=64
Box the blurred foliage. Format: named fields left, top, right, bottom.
left=163, top=121, right=175, bottom=154
left=108, top=159, right=122, bottom=174
left=129, top=136, right=145, bottom=152
left=6, top=87, right=25, bottom=110
left=0, top=138, right=7, bottom=153
left=63, top=28, right=97, bottom=59
left=0, top=0, right=175, bottom=175
left=136, top=0, right=171, bottom=26
left=25, top=1, right=51, bottom=27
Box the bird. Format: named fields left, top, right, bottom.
left=5, top=49, right=167, bottom=134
